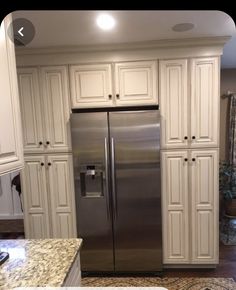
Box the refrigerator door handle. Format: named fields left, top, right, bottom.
left=111, top=137, right=117, bottom=220
left=104, top=137, right=111, bottom=220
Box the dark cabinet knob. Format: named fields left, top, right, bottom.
left=108, top=94, right=112, bottom=100
left=192, top=158, right=196, bottom=162
left=184, top=158, right=188, bottom=162
left=184, top=136, right=188, bottom=140
left=39, top=141, right=43, bottom=145
left=40, top=162, right=44, bottom=166
left=46, top=141, right=50, bottom=145
left=192, top=136, right=196, bottom=139
left=48, top=162, right=51, bottom=166
left=116, top=94, right=120, bottom=99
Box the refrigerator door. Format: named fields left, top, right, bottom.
left=109, top=110, right=162, bottom=271
left=71, top=112, right=114, bottom=271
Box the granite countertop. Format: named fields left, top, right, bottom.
left=0, top=238, right=82, bottom=290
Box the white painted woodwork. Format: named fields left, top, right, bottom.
left=159, top=59, right=188, bottom=148
left=161, top=151, right=189, bottom=263
left=17, top=68, right=44, bottom=153
left=190, top=149, right=218, bottom=263
left=0, top=15, right=23, bottom=175
left=47, top=154, right=77, bottom=238
left=41, top=66, right=71, bottom=152
left=190, top=57, right=219, bottom=148
left=21, top=154, right=76, bottom=238
left=115, top=60, right=158, bottom=105
left=21, top=155, right=50, bottom=238
left=63, top=253, right=81, bottom=286
left=70, top=63, right=113, bottom=108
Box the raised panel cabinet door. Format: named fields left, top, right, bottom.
left=41, top=66, right=71, bottom=152
left=190, top=149, right=219, bottom=263
left=159, top=59, right=188, bottom=149
left=190, top=57, right=219, bottom=147
left=17, top=67, right=44, bottom=154
left=47, top=154, right=77, bottom=238
left=161, top=150, right=189, bottom=263
left=0, top=15, right=23, bottom=175
left=21, top=155, right=50, bottom=238
left=69, top=64, right=113, bottom=108
left=115, top=60, right=158, bottom=105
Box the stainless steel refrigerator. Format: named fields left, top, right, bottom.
left=71, top=109, right=162, bottom=272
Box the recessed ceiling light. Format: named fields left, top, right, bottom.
left=96, top=14, right=115, bottom=30
left=172, top=23, right=195, bottom=32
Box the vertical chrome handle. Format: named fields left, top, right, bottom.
left=104, top=138, right=110, bottom=220
left=111, top=137, right=117, bottom=220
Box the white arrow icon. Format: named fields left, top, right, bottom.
left=18, top=27, right=24, bottom=37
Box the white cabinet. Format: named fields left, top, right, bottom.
left=160, top=57, right=219, bottom=149
left=70, top=60, right=158, bottom=108
left=161, top=151, right=189, bottom=263
left=21, top=155, right=50, bottom=238
left=17, top=66, right=71, bottom=153
left=63, top=253, right=81, bottom=286
left=190, top=150, right=218, bottom=263
left=22, top=154, right=77, bottom=239
left=0, top=15, right=23, bottom=175
left=114, top=61, right=157, bottom=106
left=190, top=58, right=219, bottom=148
left=159, top=59, right=188, bottom=149
left=162, top=149, right=218, bottom=264
left=70, top=64, right=113, bottom=107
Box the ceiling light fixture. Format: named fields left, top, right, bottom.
left=172, top=23, right=195, bottom=32
left=96, top=14, right=115, bottom=30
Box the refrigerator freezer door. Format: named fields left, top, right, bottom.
left=109, top=110, right=162, bottom=271
left=71, top=112, right=114, bottom=271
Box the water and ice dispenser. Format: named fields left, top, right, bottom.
left=79, top=164, right=104, bottom=197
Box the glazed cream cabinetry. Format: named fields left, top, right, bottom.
left=160, top=57, right=219, bottom=149
left=22, top=154, right=77, bottom=239
left=18, top=65, right=77, bottom=239
left=0, top=15, right=23, bottom=175
left=70, top=60, right=158, bottom=108
left=17, top=66, right=71, bottom=154
left=162, top=150, right=218, bottom=264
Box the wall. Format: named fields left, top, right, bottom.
left=220, top=69, right=236, bottom=161
left=0, top=171, right=23, bottom=219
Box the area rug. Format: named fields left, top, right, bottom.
left=82, top=277, right=236, bottom=290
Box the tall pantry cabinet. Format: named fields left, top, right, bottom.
left=160, top=57, right=219, bottom=264
left=17, top=66, right=77, bottom=238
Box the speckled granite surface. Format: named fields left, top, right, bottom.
left=0, top=239, right=82, bottom=290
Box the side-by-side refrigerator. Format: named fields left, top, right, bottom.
left=71, top=109, right=162, bottom=272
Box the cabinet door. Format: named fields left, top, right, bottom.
left=115, top=61, right=157, bottom=105
left=47, top=154, right=77, bottom=238
left=190, top=57, right=219, bottom=147
left=161, top=150, right=189, bottom=263
left=18, top=67, right=44, bottom=154
left=190, top=149, right=218, bottom=263
left=70, top=64, right=113, bottom=108
left=159, top=59, right=188, bottom=149
left=21, top=155, right=50, bottom=238
left=0, top=15, right=23, bottom=175
left=41, top=66, right=71, bottom=152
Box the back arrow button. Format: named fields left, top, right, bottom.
left=18, top=27, right=24, bottom=37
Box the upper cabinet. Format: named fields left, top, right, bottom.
left=70, top=64, right=113, bottom=108
left=0, top=15, right=24, bottom=175
left=17, top=66, right=71, bottom=154
left=70, top=60, right=158, bottom=108
left=160, top=57, right=219, bottom=149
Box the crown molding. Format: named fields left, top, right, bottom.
left=15, top=36, right=231, bottom=56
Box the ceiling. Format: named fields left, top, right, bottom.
left=12, top=10, right=236, bottom=68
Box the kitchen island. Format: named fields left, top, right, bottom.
left=0, top=238, right=82, bottom=289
